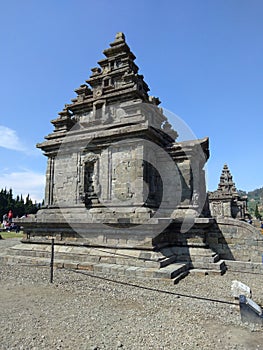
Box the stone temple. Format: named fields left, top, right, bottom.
left=11, top=33, right=263, bottom=280
left=25, top=32, right=209, bottom=245
left=208, top=164, right=248, bottom=220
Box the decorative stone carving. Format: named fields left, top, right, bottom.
left=83, top=152, right=98, bottom=163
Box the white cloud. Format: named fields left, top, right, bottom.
left=0, top=170, right=45, bottom=203
left=0, top=125, right=27, bottom=152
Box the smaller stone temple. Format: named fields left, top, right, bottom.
left=208, top=164, right=247, bottom=219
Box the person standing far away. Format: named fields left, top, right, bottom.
left=7, top=210, right=13, bottom=223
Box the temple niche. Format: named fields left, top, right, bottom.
left=21, top=33, right=210, bottom=247
left=208, top=164, right=248, bottom=219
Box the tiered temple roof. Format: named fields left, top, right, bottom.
left=50, top=32, right=161, bottom=134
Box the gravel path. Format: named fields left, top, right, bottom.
left=0, top=238, right=263, bottom=350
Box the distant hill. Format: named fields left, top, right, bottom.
left=238, top=187, right=263, bottom=218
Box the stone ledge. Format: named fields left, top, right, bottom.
left=225, top=260, right=263, bottom=273
left=0, top=254, right=189, bottom=281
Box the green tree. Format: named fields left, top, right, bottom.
left=255, top=204, right=261, bottom=220
left=0, top=188, right=41, bottom=221
left=24, top=194, right=39, bottom=215
left=15, top=195, right=25, bottom=218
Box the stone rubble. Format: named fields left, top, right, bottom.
left=1, top=248, right=263, bottom=350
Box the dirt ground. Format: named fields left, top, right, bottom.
left=1, top=238, right=263, bottom=350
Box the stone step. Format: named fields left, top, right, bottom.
left=190, top=260, right=226, bottom=274
left=188, top=247, right=217, bottom=256
left=152, top=263, right=190, bottom=279
left=0, top=254, right=52, bottom=266
left=161, top=246, right=213, bottom=257
left=173, top=270, right=189, bottom=284
left=159, top=255, right=177, bottom=268
left=5, top=243, right=172, bottom=269
left=174, top=258, right=226, bottom=274
left=90, top=262, right=190, bottom=280
left=190, top=253, right=220, bottom=264
left=174, top=252, right=220, bottom=264
left=160, top=246, right=219, bottom=264
left=190, top=259, right=226, bottom=271
left=189, top=268, right=225, bottom=276
left=1, top=243, right=225, bottom=277
left=0, top=254, right=190, bottom=280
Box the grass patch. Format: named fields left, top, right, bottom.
left=0, top=231, right=24, bottom=239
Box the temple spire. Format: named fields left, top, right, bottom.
left=217, top=164, right=237, bottom=195
left=45, top=33, right=164, bottom=136
left=66, top=32, right=154, bottom=112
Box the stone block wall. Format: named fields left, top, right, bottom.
left=206, top=218, right=263, bottom=263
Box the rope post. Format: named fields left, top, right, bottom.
left=50, top=238, right=54, bottom=283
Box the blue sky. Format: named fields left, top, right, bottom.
left=0, top=0, right=262, bottom=202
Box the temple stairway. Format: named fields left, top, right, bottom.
left=160, top=243, right=227, bottom=276
left=0, top=240, right=226, bottom=283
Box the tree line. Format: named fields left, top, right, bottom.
left=0, top=188, right=42, bottom=221
left=238, top=188, right=263, bottom=220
